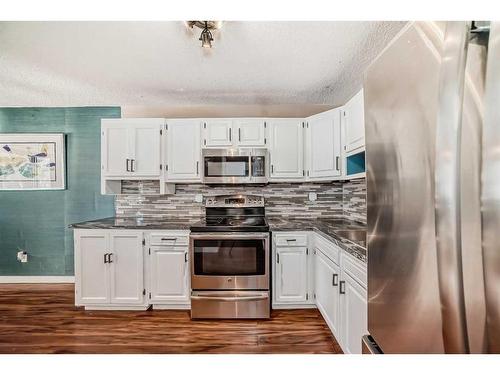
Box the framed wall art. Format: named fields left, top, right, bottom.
left=0, top=133, right=66, bottom=190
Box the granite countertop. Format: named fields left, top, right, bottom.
left=71, top=216, right=367, bottom=263
left=69, top=217, right=199, bottom=230
left=267, top=217, right=367, bottom=263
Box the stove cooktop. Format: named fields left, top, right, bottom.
left=190, top=216, right=269, bottom=232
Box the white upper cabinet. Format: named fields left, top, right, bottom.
left=268, top=119, right=304, bottom=180
left=234, top=119, right=266, bottom=147
left=165, top=119, right=201, bottom=182
left=344, top=89, right=365, bottom=153
left=203, top=119, right=234, bottom=147
left=101, top=118, right=163, bottom=178
left=305, top=109, right=342, bottom=180
left=130, top=124, right=162, bottom=177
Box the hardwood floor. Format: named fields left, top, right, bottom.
left=0, top=284, right=343, bottom=354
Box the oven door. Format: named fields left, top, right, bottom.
left=190, top=232, right=270, bottom=290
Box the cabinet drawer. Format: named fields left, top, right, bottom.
left=274, top=233, right=308, bottom=247
left=341, top=252, right=367, bottom=289
left=314, top=234, right=340, bottom=265
left=149, top=233, right=189, bottom=246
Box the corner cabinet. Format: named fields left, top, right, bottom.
left=165, top=119, right=201, bottom=182
left=74, top=229, right=147, bottom=309
left=305, top=109, right=342, bottom=180
left=268, top=119, right=305, bottom=181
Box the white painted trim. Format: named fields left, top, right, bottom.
left=0, top=276, right=75, bottom=284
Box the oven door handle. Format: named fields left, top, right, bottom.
left=191, top=293, right=268, bottom=302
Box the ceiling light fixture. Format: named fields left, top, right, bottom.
left=186, top=21, right=222, bottom=49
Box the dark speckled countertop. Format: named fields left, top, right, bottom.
left=70, top=217, right=198, bottom=230
left=71, top=216, right=367, bottom=263
left=267, top=217, right=367, bottom=263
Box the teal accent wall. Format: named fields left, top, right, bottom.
left=0, top=107, right=120, bottom=276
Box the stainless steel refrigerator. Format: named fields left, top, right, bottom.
left=362, top=21, right=499, bottom=354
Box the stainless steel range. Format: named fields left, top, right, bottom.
left=189, top=195, right=270, bottom=319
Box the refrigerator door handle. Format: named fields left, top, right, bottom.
left=481, top=21, right=500, bottom=354
left=434, top=21, right=471, bottom=354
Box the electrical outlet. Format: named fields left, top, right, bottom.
left=194, top=194, right=203, bottom=203
left=308, top=192, right=317, bottom=202
left=17, top=250, right=28, bottom=263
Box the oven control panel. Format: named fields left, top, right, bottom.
left=205, top=195, right=264, bottom=207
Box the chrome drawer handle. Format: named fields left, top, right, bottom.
left=160, top=238, right=177, bottom=241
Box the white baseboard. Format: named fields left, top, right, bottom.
left=0, top=276, right=75, bottom=283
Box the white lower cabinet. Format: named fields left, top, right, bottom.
left=314, top=249, right=341, bottom=339
left=272, top=231, right=367, bottom=355
left=148, top=238, right=190, bottom=307
left=74, top=229, right=191, bottom=310
left=74, top=229, right=146, bottom=309
left=109, top=232, right=145, bottom=305
left=272, top=232, right=314, bottom=308
left=275, top=247, right=308, bottom=303
left=339, top=252, right=368, bottom=354
left=339, top=269, right=368, bottom=354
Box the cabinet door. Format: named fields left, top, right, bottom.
left=269, top=120, right=304, bottom=180
left=235, top=119, right=266, bottom=146
left=109, top=231, right=144, bottom=305
left=308, top=110, right=341, bottom=179
left=340, top=271, right=368, bottom=354
left=149, top=246, right=190, bottom=303
left=166, top=119, right=201, bottom=181
left=275, top=247, right=308, bottom=303
left=344, top=89, right=365, bottom=153
left=74, top=231, right=109, bottom=305
left=102, top=122, right=130, bottom=177
left=130, top=121, right=162, bottom=177
left=204, top=119, right=234, bottom=147
left=315, top=250, right=341, bottom=338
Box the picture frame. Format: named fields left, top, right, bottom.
left=0, top=133, right=66, bottom=191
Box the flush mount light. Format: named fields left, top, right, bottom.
left=186, top=21, right=223, bottom=48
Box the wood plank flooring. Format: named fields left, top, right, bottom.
left=0, top=284, right=342, bottom=354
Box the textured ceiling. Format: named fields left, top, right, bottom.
left=0, top=21, right=407, bottom=107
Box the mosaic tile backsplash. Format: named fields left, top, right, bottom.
left=115, top=179, right=366, bottom=224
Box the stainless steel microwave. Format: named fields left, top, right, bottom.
left=202, top=148, right=268, bottom=184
